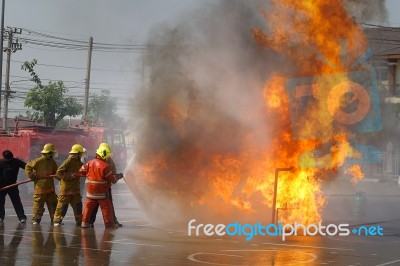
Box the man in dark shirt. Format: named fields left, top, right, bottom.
left=0, top=150, right=27, bottom=223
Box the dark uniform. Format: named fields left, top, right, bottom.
left=0, top=151, right=27, bottom=223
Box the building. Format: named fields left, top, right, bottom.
left=365, top=25, right=400, bottom=96
left=362, top=25, right=400, bottom=179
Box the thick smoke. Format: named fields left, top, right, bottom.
left=345, top=0, right=388, bottom=24
left=125, top=0, right=392, bottom=227
left=126, top=0, right=285, bottom=226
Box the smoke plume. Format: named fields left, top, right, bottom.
left=126, top=0, right=280, bottom=226
left=125, top=0, right=390, bottom=227
left=345, top=0, right=388, bottom=24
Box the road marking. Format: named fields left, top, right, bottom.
left=73, top=247, right=127, bottom=253
left=11, top=230, right=78, bottom=237
left=188, top=250, right=317, bottom=265
left=109, top=238, right=129, bottom=242
left=187, top=252, right=243, bottom=265
left=261, top=242, right=354, bottom=250
left=376, top=260, right=400, bottom=266
left=104, top=241, right=163, bottom=247
left=0, top=232, right=33, bottom=240
left=133, top=224, right=150, bottom=227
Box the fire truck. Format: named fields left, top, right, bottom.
left=0, top=120, right=127, bottom=171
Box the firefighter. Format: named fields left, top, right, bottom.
left=25, top=143, right=58, bottom=225
left=78, top=145, right=122, bottom=228
left=89, top=142, right=123, bottom=227
left=0, top=150, right=27, bottom=223
left=53, top=144, right=85, bottom=226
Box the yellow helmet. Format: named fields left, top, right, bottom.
left=99, top=143, right=113, bottom=157
left=96, top=146, right=111, bottom=160
left=99, top=142, right=111, bottom=149
left=41, top=143, right=57, bottom=154
left=69, top=144, right=84, bottom=154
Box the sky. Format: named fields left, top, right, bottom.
left=2, top=0, right=211, bottom=118
left=1, top=0, right=400, bottom=119
left=386, top=0, right=400, bottom=26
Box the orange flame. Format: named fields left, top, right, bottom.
left=346, top=165, right=365, bottom=184
left=253, top=0, right=367, bottom=223
left=130, top=1, right=368, bottom=226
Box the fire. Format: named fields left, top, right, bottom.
left=251, top=0, right=368, bottom=224
left=128, top=0, right=370, bottom=227
left=346, top=165, right=365, bottom=184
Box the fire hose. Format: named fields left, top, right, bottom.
left=0, top=173, right=124, bottom=192
left=0, top=175, right=58, bottom=192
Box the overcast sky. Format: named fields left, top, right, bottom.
left=2, top=0, right=400, bottom=118
left=3, top=0, right=211, bottom=117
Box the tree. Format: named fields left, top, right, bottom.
left=24, top=81, right=83, bottom=127
left=88, top=90, right=125, bottom=129
left=22, top=60, right=83, bottom=127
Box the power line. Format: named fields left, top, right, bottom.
left=23, top=44, right=87, bottom=52
left=8, top=59, right=134, bottom=73
left=15, top=27, right=174, bottom=53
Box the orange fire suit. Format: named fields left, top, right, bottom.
left=90, top=157, right=120, bottom=225
left=25, top=155, right=58, bottom=223
left=53, top=154, right=83, bottom=225
left=79, top=157, right=118, bottom=227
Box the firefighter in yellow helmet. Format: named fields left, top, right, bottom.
left=78, top=145, right=121, bottom=228
left=89, top=142, right=123, bottom=227
left=25, top=143, right=58, bottom=224
left=53, top=144, right=85, bottom=226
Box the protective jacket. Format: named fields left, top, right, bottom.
left=106, top=158, right=117, bottom=175
left=0, top=158, right=26, bottom=187
left=56, top=154, right=83, bottom=195
left=25, top=155, right=57, bottom=194
left=78, top=158, right=117, bottom=199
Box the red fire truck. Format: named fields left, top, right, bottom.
left=0, top=121, right=127, bottom=171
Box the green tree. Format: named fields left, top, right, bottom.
left=22, top=60, right=83, bottom=127
left=25, top=81, right=83, bottom=126
left=88, top=90, right=125, bottom=129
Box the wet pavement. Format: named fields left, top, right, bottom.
left=1, top=181, right=400, bottom=265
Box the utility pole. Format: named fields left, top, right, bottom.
left=0, top=0, right=5, bottom=121
left=2, top=27, right=21, bottom=131
left=83, top=36, right=93, bottom=122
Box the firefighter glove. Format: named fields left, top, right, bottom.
left=29, top=173, right=37, bottom=181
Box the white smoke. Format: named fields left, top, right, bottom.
left=345, top=0, right=388, bottom=24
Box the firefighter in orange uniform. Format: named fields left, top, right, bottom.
left=90, top=142, right=123, bottom=227
left=78, top=145, right=122, bottom=228
left=53, top=144, right=85, bottom=226
left=25, top=143, right=58, bottom=225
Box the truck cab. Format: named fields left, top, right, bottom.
left=85, top=127, right=127, bottom=171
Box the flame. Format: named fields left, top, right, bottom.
left=251, top=0, right=368, bottom=224
left=346, top=165, right=365, bottom=184
left=129, top=0, right=369, bottom=226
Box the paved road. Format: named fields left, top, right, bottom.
left=1, top=181, right=400, bottom=265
